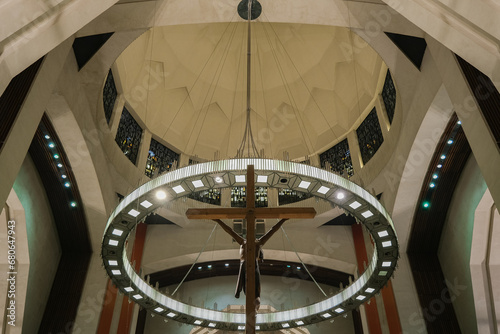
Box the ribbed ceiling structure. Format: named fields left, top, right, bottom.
left=114, top=23, right=386, bottom=160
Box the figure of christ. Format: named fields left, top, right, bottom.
left=212, top=218, right=288, bottom=310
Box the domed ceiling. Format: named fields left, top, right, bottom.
left=113, top=22, right=387, bottom=160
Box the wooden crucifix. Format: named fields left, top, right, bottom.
left=186, top=165, right=316, bottom=333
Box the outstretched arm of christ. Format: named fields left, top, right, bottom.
left=257, top=218, right=288, bottom=246
left=212, top=219, right=245, bottom=245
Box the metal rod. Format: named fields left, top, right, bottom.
left=171, top=223, right=218, bottom=296
left=281, top=226, right=328, bottom=297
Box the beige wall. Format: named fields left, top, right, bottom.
left=13, top=156, right=61, bottom=334
left=438, top=155, right=487, bottom=334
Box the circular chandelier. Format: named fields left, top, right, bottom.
left=101, top=158, right=399, bottom=331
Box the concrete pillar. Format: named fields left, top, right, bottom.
left=0, top=39, right=73, bottom=209
left=427, top=37, right=500, bottom=210
left=137, top=129, right=152, bottom=173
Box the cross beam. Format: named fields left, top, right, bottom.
left=185, top=165, right=316, bottom=334
left=186, top=207, right=316, bottom=220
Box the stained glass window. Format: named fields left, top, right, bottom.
left=115, top=107, right=142, bottom=165
left=188, top=189, right=221, bottom=206
left=356, top=107, right=384, bottom=165
left=255, top=187, right=268, bottom=208
left=231, top=187, right=246, bottom=208
left=278, top=189, right=313, bottom=206
left=103, top=70, right=117, bottom=124
left=319, top=138, right=354, bottom=178
left=145, top=139, right=179, bottom=178
left=382, top=70, right=396, bottom=124
left=231, top=187, right=268, bottom=207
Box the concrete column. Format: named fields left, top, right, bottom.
left=376, top=94, right=391, bottom=134
left=0, top=190, right=29, bottom=334
left=137, top=129, right=152, bottom=173
left=221, top=188, right=231, bottom=207
left=267, top=188, right=279, bottom=208
left=309, top=154, right=321, bottom=168
left=0, top=38, right=73, bottom=209
left=109, top=94, right=125, bottom=138
left=178, top=153, right=190, bottom=168
left=470, top=189, right=497, bottom=333
left=427, top=37, right=500, bottom=210
left=347, top=131, right=363, bottom=173
left=0, top=0, right=120, bottom=95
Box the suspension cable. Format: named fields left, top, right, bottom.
left=281, top=226, right=327, bottom=297
left=171, top=223, right=218, bottom=296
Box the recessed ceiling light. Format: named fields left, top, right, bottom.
left=57, top=163, right=63, bottom=168
left=349, top=201, right=361, bottom=209
left=70, top=202, right=77, bottom=207
left=207, top=265, right=212, bottom=269
left=437, top=164, right=442, bottom=168
left=432, top=174, right=438, bottom=179
left=378, top=230, right=389, bottom=238
left=44, top=135, right=50, bottom=139
left=365, top=288, right=375, bottom=293
left=235, top=175, right=245, bottom=183
left=192, top=180, right=204, bottom=188
left=108, top=260, right=118, bottom=266
left=298, top=181, right=311, bottom=189
left=440, top=155, right=446, bottom=160
left=356, top=295, right=366, bottom=300
left=447, top=139, right=453, bottom=144
left=457, top=120, right=462, bottom=125
left=257, top=175, right=268, bottom=183
left=156, top=190, right=167, bottom=200
left=194, top=320, right=202, bottom=325
left=124, top=287, right=134, bottom=292
left=334, top=308, right=344, bottom=313
left=317, top=186, right=330, bottom=194
left=379, top=270, right=388, bottom=276
left=132, top=294, right=142, bottom=300
left=108, top=239, right=119, bottom=246
left=172, top=185, right=185, bottom=194
left=166, top=312, right=176, bottom=318
left=61, top=174, right=67, bottom=179
left=255, top=326, right=260, bottom=330
left=64, top=182, right=70, bottom=188
left=54, top=154, right=59, bottom=159
left=111, top=269, right=121, bottom=275
left=336, top=192, right=345, bottom=200
left=382, top=261, right=392, bottom=267
left=215, top=176, right=223, bottom=183
left=112, top=228, right=123, bottom=236
left=128, top=209, right=140, bottom=217
left=49, top=143, right=55, bottom=148
left=321, top=313, right=332, bottom=318
left=296, top=320, right=304, bottom=325
left=361, top=210, right=373, bottom=218
left=225, top=263, right=229, bottom=267
left=430, top=183, right=435, bottom=188
left=382, top=240, right=392, bottom=248
left=140, top=200, right=153, bottom=208
left=154, top=307, right=164, bottom=313
left=282, top=323, right=290, bottom=328
left=208, top=323, right=216, bottom=327
left=238, top=325, right=245, bottom=330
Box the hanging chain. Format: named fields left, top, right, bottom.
left=237, top=0, right=260, bottom=158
